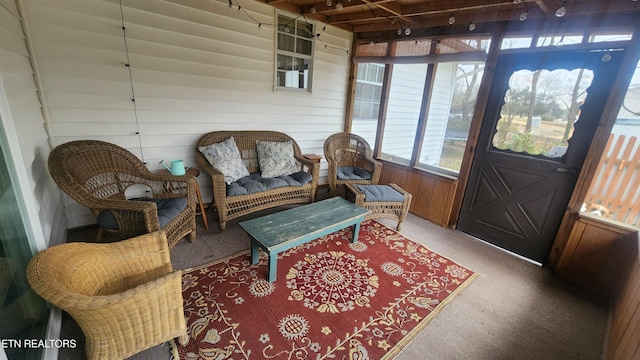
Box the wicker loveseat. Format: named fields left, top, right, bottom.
left=196, top=131, right=319, bottom=231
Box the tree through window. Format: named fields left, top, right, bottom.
left=492, top=68, right=594, bottom=159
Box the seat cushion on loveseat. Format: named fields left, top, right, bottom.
left=337, top=166, right=372, bottom=180
left=97, top=197, right=188, bottom=230
left=226, top=171, right=313, bottom=196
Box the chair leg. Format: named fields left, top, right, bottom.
left=188, top=231, right=196, bottom=242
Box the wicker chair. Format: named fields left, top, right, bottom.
left=48, top=140, right=196, bottom=248
left=26, top=231, right=188, bottom=360
left=324, top=132, right=382, bottom=197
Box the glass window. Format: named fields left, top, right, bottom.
left=379, top=64, right=428, bottom=165
left=417, top=61, right=484, bottom=174
left=352, top=63, right=384, bottom=147
left=351, top=35, right=490, bottom=173
left=491, top=68, right=594, bottom=158
left=583, top=60, right=640, bottom=228
left=501, top=36, right=532, bottom=50
left=537, top=35, right=583, bottom=47
left=276, top=14, right=314, bottom=91
left=0, top=128, right=48, bottom=359
left=589, top=32, right=633, bottom=43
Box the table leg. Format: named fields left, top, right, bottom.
left=194, top=182, right=209, bottom=230
left=268, top=252, right=278, bottom=282
left=251, top=239, right=260, bottom=265
left=351, top=222, right=362, bottom=243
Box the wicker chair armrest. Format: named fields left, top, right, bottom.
left=76, top=270, right=182, bottom=310
left=199, top=165, right=226, bottom=183
left=26, top=232, right=175, bottom=308
left=89, top=198, right=161, bottom=234
left=368, top=158, right=382, bottom=184
left=199, top=165, right=228, bottom=203
left=358, top=157, right=382, bottom=171
left=195, top=154, right=228, bottom=183
left=88, top=198, right=156, bottom=212
left=100, top=231, right=174, bottom=273
left=139, top=174, right=196, bottom=200
left=295, top=155, right=319, bottom=175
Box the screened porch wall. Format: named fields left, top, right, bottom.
left=21, top=0, right=353, bottom=228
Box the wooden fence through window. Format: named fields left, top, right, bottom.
left=584, top=134, right=640, bottom=227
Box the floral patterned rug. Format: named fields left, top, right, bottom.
left=172, top=220, right=477, bottom=359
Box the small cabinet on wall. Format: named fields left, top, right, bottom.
left=607, top=230, right=640, bottom=360
left=554, top=214, right=638, bottom=295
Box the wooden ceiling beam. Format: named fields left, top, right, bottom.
left=261, top=0, right=640, bottom=35
left=255, top=0, right=302, bottom=14
left=402, top=0, right=521, bottom=16
left=300, top=0, right=394, bottom=15
left=355, top=10, right=639, bottom=42
left=534, top=0, right=556, bottom=16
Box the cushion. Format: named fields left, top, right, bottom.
left=198, top=136, right=250, bottom=185
left=226, top=171, right=313, bottom=196
left=256, top=140, right=300, bottom=178
left=337, top=166, right=372, bottom=180
left=355, top=185, right=405, bottom=202
left=97, top=197, right=187, bottom=230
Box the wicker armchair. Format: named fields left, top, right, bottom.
left=324, top=132, right=382, bottom=197
left=26, top=231, right=188, bottom=360
left=48, top=140, right=196, bottom=248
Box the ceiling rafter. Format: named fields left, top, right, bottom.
left=255, top=0, right=640, bottom=35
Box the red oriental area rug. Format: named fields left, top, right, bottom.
left=172, top=220, right=477, bottom=359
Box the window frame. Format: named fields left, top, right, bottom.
left=350, top=27, right=636, bottom=181
left=353, top=63, right=385, bottom=122
left=274, top=11, right=315, bottom=93
left=351, top=36, right=490, bottom=179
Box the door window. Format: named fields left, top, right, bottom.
left=491, top=68, right=594, bottom=159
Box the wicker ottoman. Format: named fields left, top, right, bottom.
left=345, top=183, right=412, bottom=231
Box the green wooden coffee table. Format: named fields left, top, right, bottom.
left=239, top=197, right=371, bottom=282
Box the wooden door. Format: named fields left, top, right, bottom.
left=458, top=49, right=623, bottom=263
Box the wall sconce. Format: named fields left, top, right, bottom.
left=555, top=2, right=567, bottom=17
left=519, top=10, right=528, bottom=21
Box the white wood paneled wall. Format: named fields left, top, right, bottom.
left=0, top=0, right=64, bottom=245
left=22, top=0, right=353, bottom=228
